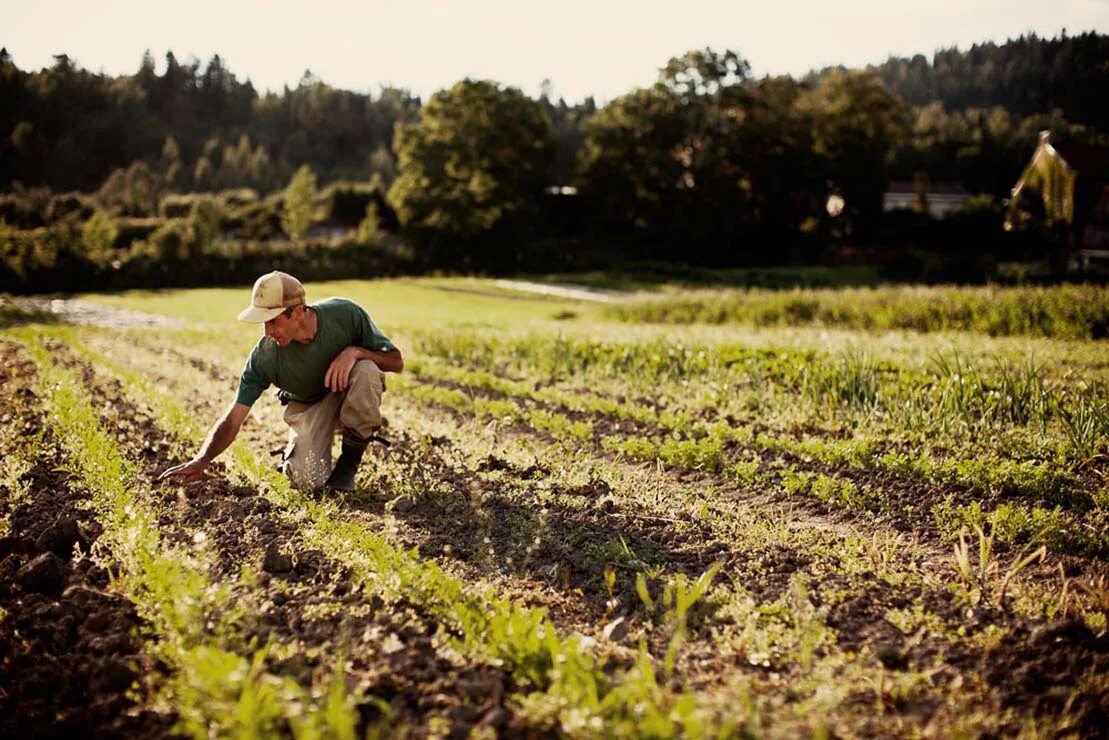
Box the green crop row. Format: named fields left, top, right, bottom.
left=15, top=330, right=360, bottom=739
left=70, top=334, right=745, bottom=736
left=605, top=284, right=1109, bottom=340
left=407, top=357, right=1097, bottom=511
left=412, top=331, right=1109, bottom=468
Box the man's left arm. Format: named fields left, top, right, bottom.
left=325, top=345, right=403, bottom=392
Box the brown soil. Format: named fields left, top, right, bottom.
left=0, top=342, right=174, bottom=739
left=45, top=341, right=547, bottom=738
left=46, top=332, right=1109, bottom=735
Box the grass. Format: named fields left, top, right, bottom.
left=3, top=276, right=1107, bottom=736
left=607, top=284, right=1109, bottom=340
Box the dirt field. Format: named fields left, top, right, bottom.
left=1, top=281, right=1107, bottom=737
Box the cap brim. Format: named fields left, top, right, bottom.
left=237, top=305, right=286, bottom=323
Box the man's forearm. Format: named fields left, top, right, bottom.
left=196, top=412, right=242, bottom=463
left=349, top=346, right=403, bottom=373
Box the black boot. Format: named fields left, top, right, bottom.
left=325, top=428, right=370, bottom=492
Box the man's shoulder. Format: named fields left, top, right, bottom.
left=314, top=296, right=367, bottom=316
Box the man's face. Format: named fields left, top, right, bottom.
left=264, top=308, right=297, bottom=346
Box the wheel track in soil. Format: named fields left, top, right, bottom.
left=88, top=329, right=1109, bottom=734
left=44, top=339, right=533, bottom=738
left=0, top=340, right=175, bottom=739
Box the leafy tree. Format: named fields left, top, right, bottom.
left=190, top=196, right=223, bottom=251
left=80, top=209, right=118, bottom=263
left=357, top=201, right=383, bottom=244
left=388, top=79, right=552, bottom=265
left=799, top=70, right=910, bottom=240
left=576, top=85, right=686, bottom=242
left=282, top=164, right=317, bottom=239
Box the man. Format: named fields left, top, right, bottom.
left=159, top=271, right=403, bottom=492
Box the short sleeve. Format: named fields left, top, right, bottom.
left=351, top=304, right=395, bottom=351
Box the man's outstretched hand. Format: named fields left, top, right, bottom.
left=158, top=458, right=209, bottom=484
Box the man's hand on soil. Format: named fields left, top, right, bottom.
left=324, top=347, right=359, bottom=392
left=158, top=458, right=209, bottom=483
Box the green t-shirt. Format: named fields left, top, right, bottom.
left=235, top=297, right=395, bottom=406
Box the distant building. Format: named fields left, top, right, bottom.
left=1009, top=131, right=1109, bottom=255
left=883, top=180, right=971, bottom=218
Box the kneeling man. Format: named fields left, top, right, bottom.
left=159, top=271, right=403, bottom=492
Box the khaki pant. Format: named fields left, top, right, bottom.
left=281, top=360, right=385, bottom=491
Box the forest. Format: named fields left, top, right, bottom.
left=1, top=32, right=1107, bottom=290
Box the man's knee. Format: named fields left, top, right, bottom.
left=341, top=360, right=384, bottom=434
left=349, top=360, right=384, bottom=390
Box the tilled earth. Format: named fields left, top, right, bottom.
left=42, top=339, right=539, bottom=738
left=0, top=344, right=173, bottom=739
left=84, top=331, right=1109, bottom=735
left=4, top=314, right=1108, bottom=736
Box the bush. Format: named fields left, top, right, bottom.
left=113, top=217, right=164, bottom=248
left=81, top=210, right=119, bottom=264
left=159, top=193, right=202, bottom=218
left=190, top=197, right=224, bottom=251
left=146, top=218, right=200, bottom=262
left=47, top=192, right=96, bottom=222
left=323, top=181, right=398, bottom=230
left=0, top=187, right=52, bottom=228
left=225, top=200, right=283, bottom=240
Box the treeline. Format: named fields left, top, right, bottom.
left=0, top=48, right=594, bottom=196
left=861, top=31, right=1109, bottom=131
left=0, top=34, right=1106, bottom=292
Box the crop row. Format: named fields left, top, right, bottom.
left=414, top=330, right=1109, bottom=465
left=401, top=358, right=1108, bottom=559
left=63, top=329, right=755, bottom=736
left=604, top=284, right=1109, bottom=340
left=74, top=326, right=1109, bottom=735
left=10, top=332, right=361, bottom=738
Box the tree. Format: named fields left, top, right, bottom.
left=190, top=196, right=223, bottom=251
left=357, top=201, right=383, bottom=244
left=799, top=70, right=910, bottom=241
left=81, top=210, right=118, bottom=264
left=576, top=85, right=686, bottom=245
left=388, top=79, right=552, bottom=265
left=282, top=164, right=317, bottom=239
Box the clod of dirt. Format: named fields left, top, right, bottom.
left=87, top=656, right=136, bottom=694
left=0, top=536, right=34, bottom=559
left=16, top=552, right=65, bottom=594
left=35, top=516, right=82, bottom=558
left=262, top=543, right=294, bottom=574
left=873, top=638, right=907, bottom=669
left=603, top=616, right=630, bottom=643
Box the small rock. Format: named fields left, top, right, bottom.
left=603, top=616, right=629, bottom=643
left=0, top=535, right=32, bottom=559
left=84, top=608, right=127, bottom=635
left=16, top=551, right=65, bottom=593
left=262, top=543, right=293, bottom=574
left=873, top=639, right=905, bottom=669
left=36, top=517, right=82, bottom=558
left=595, top=496, right=617, bottom=513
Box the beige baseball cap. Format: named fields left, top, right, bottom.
left=237, top=271, right=306, bottom=323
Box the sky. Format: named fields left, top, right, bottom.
left=3, top=0, right=1107, bottom=102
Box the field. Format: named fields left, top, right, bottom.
left=1, top=277, right=1107, bottom=738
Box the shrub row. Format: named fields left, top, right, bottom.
left=607, top=284, right=1109, bottom=340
